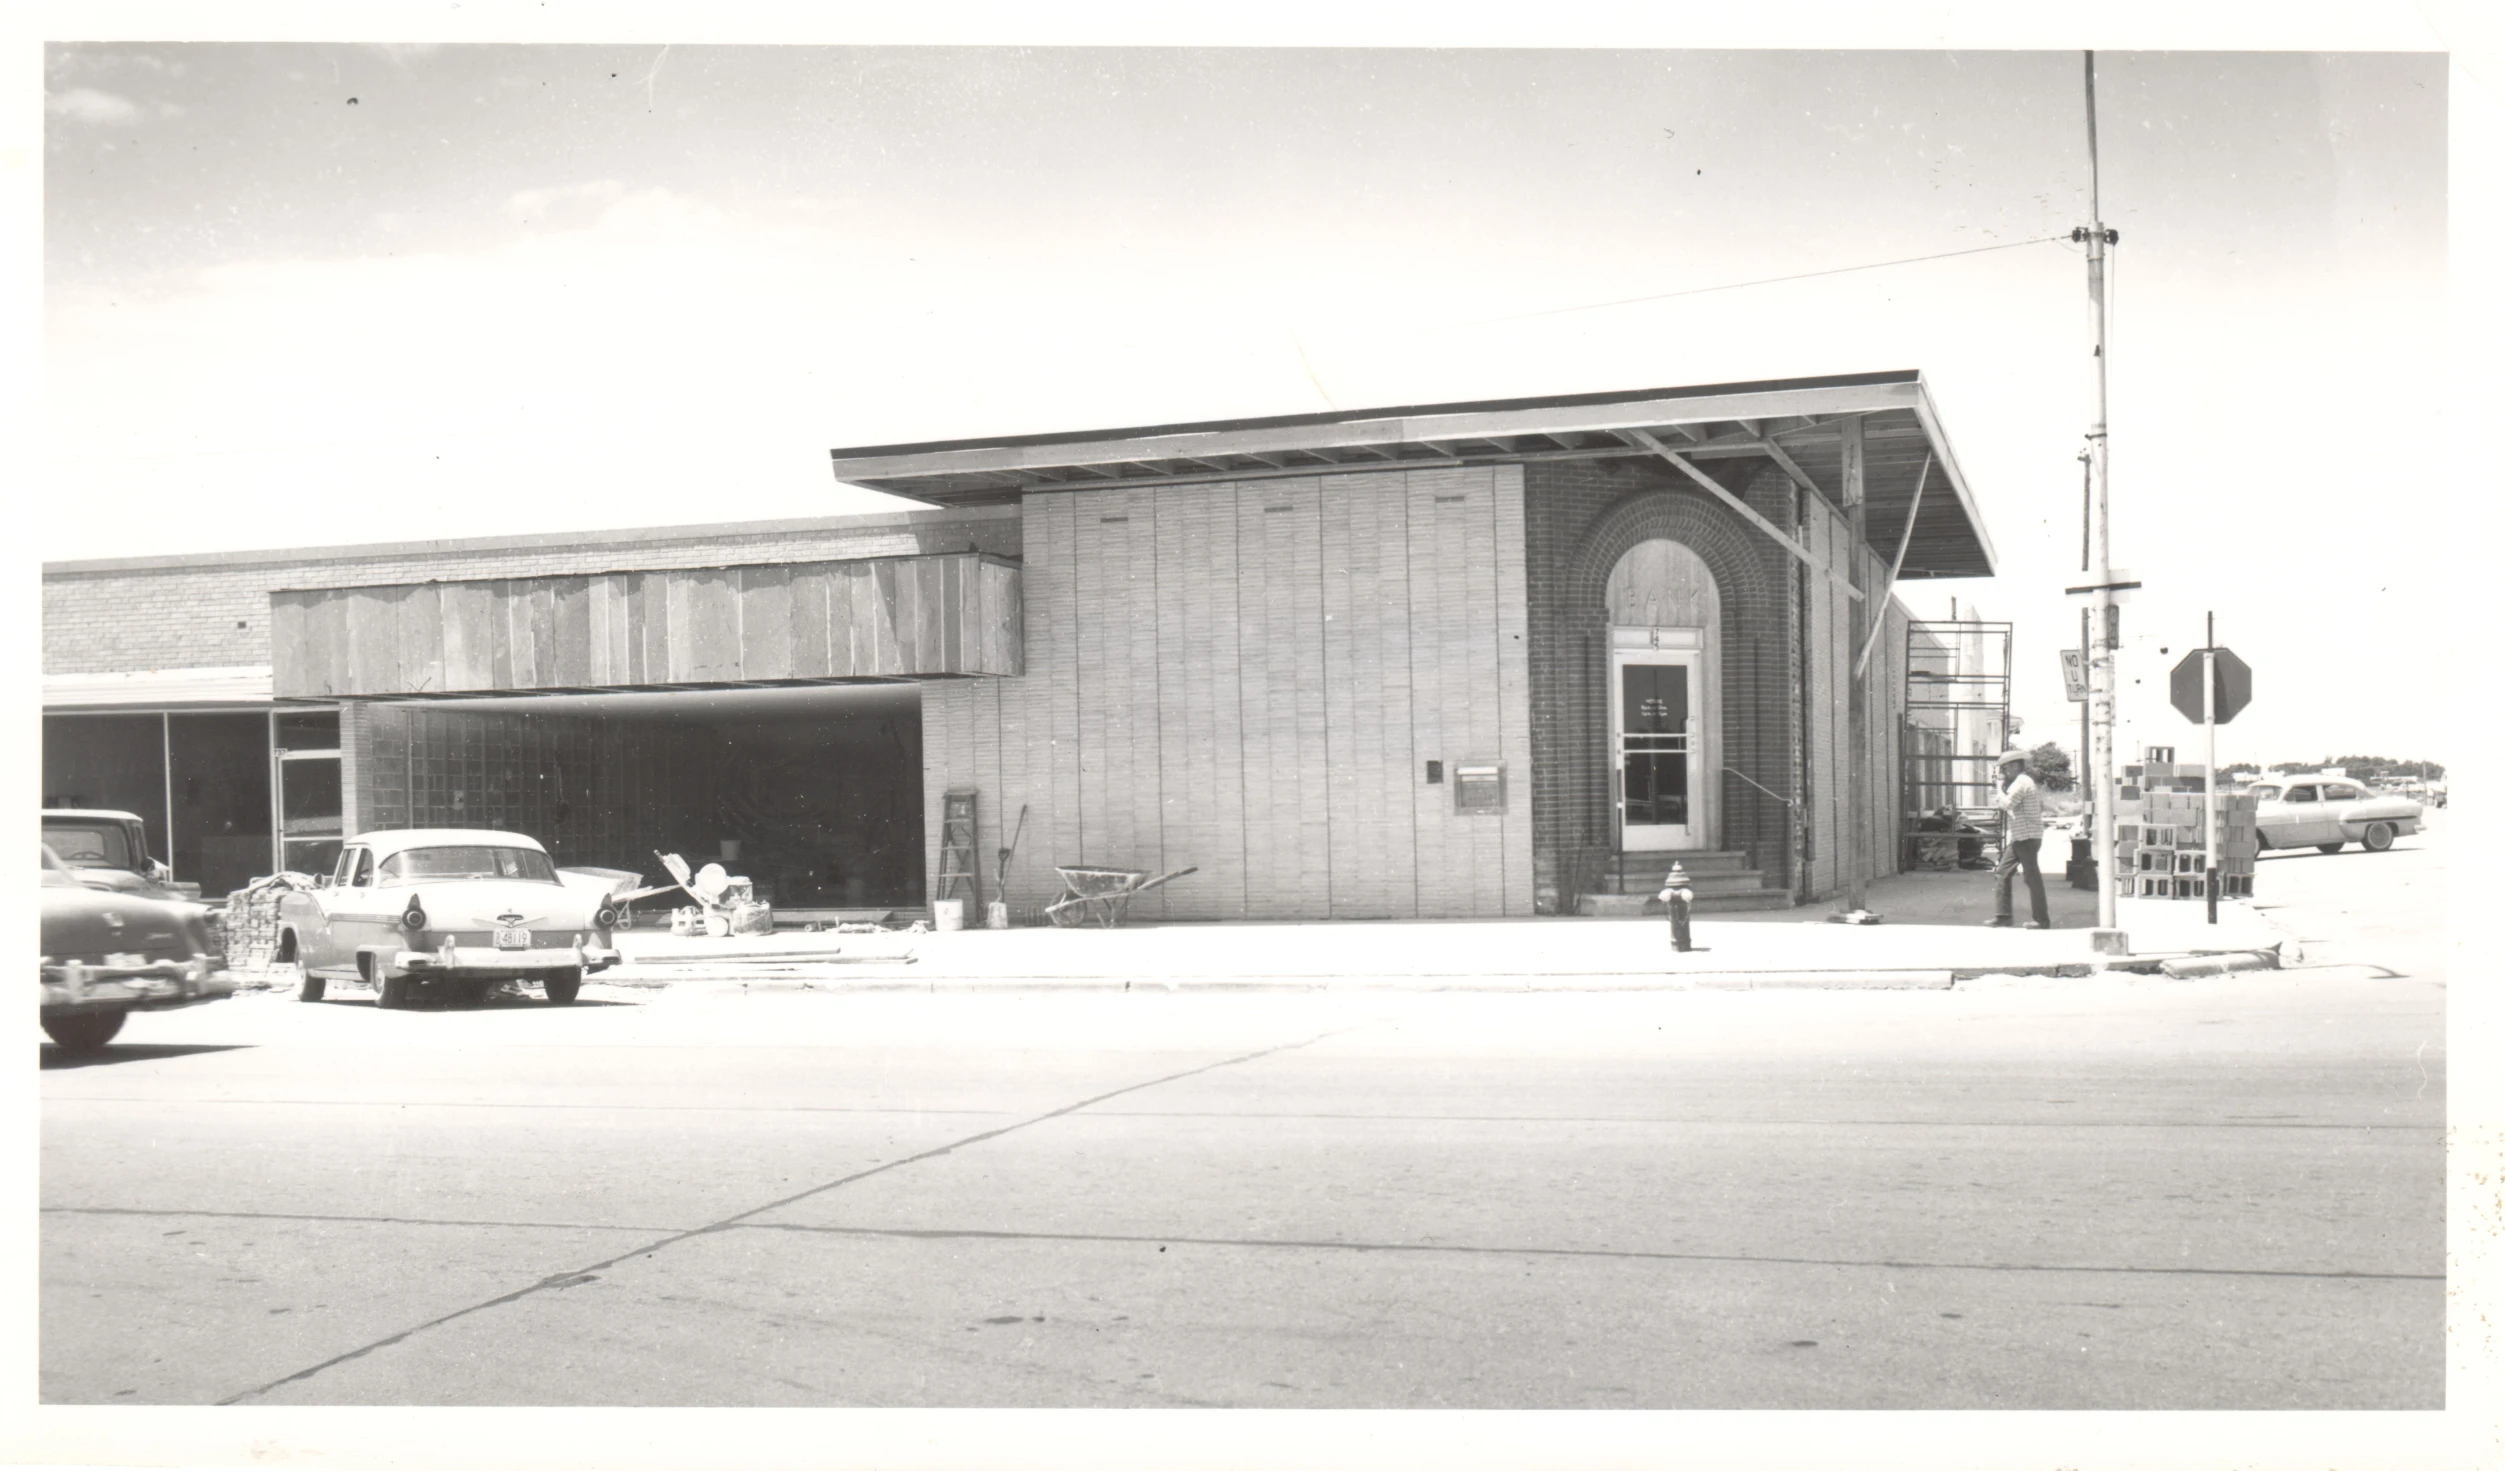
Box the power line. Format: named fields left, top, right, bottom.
left=1449, top=234, right=2074, bottom=329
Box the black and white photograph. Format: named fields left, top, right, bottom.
left=15, top=4, right=2495, bottom=1468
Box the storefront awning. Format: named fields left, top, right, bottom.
left=45, top=665, right=276, bottom=710
left=828, top=370, right=1994, bottom=579
left=271, top=551, right=1021, bottom=700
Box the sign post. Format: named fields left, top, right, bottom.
left=2067, top=570, right=2140, bottom=941
left=2203, top=624, right=2217, bottom=924
left=2169, top=627, right=2252, bottom=924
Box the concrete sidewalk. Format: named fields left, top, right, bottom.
left=607, top=872, right=2296, bottom=990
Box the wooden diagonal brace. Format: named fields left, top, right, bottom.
left=1623, top=428, right=1861, bottom=602
left=1854, top=453, right=1932, bottom=680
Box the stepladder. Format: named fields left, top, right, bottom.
left=936, top=789, right=980, bottom=909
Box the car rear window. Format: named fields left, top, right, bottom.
left=43, top=823, right=132, bottom=869
left=377, top=846, right=559, bottom=884
left=2248, top=785, right=2281, bottom=800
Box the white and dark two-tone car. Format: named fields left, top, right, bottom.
left=2250, top=777, right=2423, bottom=855
left=41, top=843, right=234, bottom=1052
left=273, top=829, right=625, bottom=1007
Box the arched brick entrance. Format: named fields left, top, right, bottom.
left=1523, top=458, right=1797, bottom=911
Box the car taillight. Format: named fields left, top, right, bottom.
left=401, top=902, right=428, bottom=932
left=594, top=905, right=618, bottom=930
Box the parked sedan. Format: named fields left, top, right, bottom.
left=2251, top=778, right=2423, bottom=854
left=40, top=844, right=234, bottom=1052
left=272, top=829, right=623, bottom=1007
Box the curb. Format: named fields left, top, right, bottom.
left=2154, top=950, right=2284, bottom=979
left=227, top=948, right=2295, bottom=996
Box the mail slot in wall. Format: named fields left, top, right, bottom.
left=1452, top=761, right=1505, bottom=815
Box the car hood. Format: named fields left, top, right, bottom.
left=392, top=880, right=601, bottom=929
left=43, top=884, right=201, bottom=962
left=71, top=866, right=168, bottom=897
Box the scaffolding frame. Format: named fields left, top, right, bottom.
left=1900, top=620, right=2013, bottom=862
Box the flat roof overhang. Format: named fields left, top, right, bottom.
left=269, top=551, right=1022, bottom=701
left=828, top=370, right=1996, bottom=579
left=44, top=666, right=277, bottom=712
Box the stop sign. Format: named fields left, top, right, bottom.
left=2171, top=646, right=2252, bottom=724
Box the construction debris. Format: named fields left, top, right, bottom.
left=656, top=852, right=775, bottom=938
left=218, top=871, right=322, bottom=972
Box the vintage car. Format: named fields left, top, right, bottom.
left=2251, top=777, right=2423, bottom=854
left=40, top=843, right=234, bottom=1052
left=272, top=829, right=623, bottom=1007
left=41, top=808, right=192, bottom=900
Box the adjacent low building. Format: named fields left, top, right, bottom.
left=42, top=370, right=1998, bottom=920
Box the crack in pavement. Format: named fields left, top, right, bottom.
left=48, top=1096, right=1021, bottom=1117
left=214, top=1023, right=1372, bottom=1405
left=729, top=1221, right=2443, bottom=1282
left=43, top=1205, right=688, bottom=1234
left=47, top=1097, right=2442, bottom=1131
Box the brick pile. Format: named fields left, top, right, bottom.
left=219, top=872, right=320, bottom=972
left=2113, top=750, right=2258, bottom=900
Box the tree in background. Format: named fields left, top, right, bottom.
left=2022, top=741, right=2076, bottom=793
left=2221, top=761, right=2261, bottom=779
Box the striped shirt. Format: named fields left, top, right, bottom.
left=1995, top=772, right=2045, bottom=843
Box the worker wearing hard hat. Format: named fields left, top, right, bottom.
left=1987, top=748, right=2052, bottom=929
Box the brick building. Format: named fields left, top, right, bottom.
left=42, top=370, right=1996, bottom=919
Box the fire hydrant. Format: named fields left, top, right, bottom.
left=1658, top=861, right=1694, bottom=954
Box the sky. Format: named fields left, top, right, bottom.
left=26, top=25, right=2465, bottom=769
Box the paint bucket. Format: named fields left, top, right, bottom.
left=932, top=899, right=965, bottom=932
left=986, top=901, right=1010, bottom=930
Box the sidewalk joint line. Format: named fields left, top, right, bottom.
left=213, top=1023, right=1370, bottom=1405
left=733, top=1221, right=2444, bottom=1284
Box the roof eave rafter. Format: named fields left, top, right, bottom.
left=1618, top=428, right=1861, bottom=603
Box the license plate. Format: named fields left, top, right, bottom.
left=493, top=926, right=531, bottom=950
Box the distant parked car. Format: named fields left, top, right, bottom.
left=2250, top=778, right=2423, bottom=854
left=40, top=844, right=234, bottom=1052
left=272, top=829, right=624, bottom=1008
left=41, top=808, right=191, bottom=901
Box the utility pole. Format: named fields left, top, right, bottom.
left=2074, top=51, right=2127, bottom=948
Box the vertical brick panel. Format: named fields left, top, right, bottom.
left=1233, top=486, right=1281, bottom=917
left=1320, top=476, right=1377, bottom=916
left=1405, top=472, right=1452, bottom=916
left=1489, top=464, right=1535, bottom=916
left=1076, top=495, right=1126, bottom=869
left=1039, top=496, right=1085, bottom=878
left=1126, top=496, right=1168, bottom=915
left=1196, top=482, right=1250, bottom=919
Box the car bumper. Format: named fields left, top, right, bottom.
left=41, top=957, right=237, bottom=1018
left=391, top=944, right=620, bottom=977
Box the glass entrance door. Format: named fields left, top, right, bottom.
left=1613, top=648, right=1701, bottom=851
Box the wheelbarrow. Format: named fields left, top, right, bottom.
left=1044, top=865, right=1198, bottom=928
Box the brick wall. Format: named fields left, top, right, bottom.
left=1521, top=457, right=1915, bottom=912
left=921, top=466, right=1536, bottom=922
left=44, top=507, right=1021, bottom=677
left=1521, top=458, right=1798, bottom=911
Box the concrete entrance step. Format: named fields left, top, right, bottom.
left=1592, top=853, right=1764, bottom=895
left=1609, top=849, right=1755, bottom=874
left=1576, top=888, right=1794, bottom=916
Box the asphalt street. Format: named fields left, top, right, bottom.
left=39, top=831, right=2446, bottom=1410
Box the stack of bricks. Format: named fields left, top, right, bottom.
left=217, top=873, right=320, bottom=973
left=2111, top=749, right=2258, bottom=900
